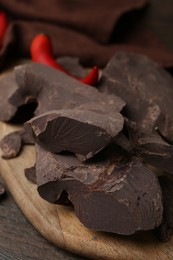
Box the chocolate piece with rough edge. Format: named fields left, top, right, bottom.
left=0, top=131, right=22, bottom=159
left=25, top=108, right=124, bottom=161
left=35, top=144, right=163, bottom=235
left=20, top=129, right=34, bottom=144
left=0, top=65, right=38, bottom=123
left=99, top=52, right=173, bottom=139
left=154, top=176, right=173, bottom=242
left=56, top=57, right=87, bottom=78
left=0, top=71, right=17, bottom=121
left=0, top=57, right=83, bottom=122
left=126, top=121, right=173, bottom=175
left=0, top=62, right=124, bottom=160
left=0, top=129, right=34, bottom=159
left=9, top=63, right=125, bottom=117
left=24, top=166, right=36, bottom=184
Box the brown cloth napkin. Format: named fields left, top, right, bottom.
left=0, top=0, right=173, bottom=68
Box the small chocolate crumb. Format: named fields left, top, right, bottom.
left=0, top=129, right=34, bottom=160
left=0, top=131, right=22, bottom=159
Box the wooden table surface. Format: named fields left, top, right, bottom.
left=0, top=0, right=173, bottom=259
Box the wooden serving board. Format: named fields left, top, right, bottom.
left=0, top=121, right=172, bottom=260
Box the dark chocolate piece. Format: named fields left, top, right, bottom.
left=114, top=132, right=134, bottom=154
left=36, top=144, right=163, bottom=235
left=20, top=129, right=34, bottom=144
left=0, top=71, right=17, bottom=121
left=0, top=63, right=124, bottom=160
left=0, top=182, right=6, bottom=199
left=25, top=109, right=124, bottom=160
left=0, top=67, right=38, bottom=123
left=0, top=57, right=86, bottom=122
left=0, top=131, right=22, bottom=159
left=57, top=57, right=86, bottom=78
left=24, top=166, right=36, bottom=184
left=127, top=121, right=173, bottom=174
left=154, top=176, right=173, bottom=242
left=0, top=129, right=34, bottom=159
left=9, top=63, right=125, bottom=117
left=99, top=52, right=173, bottom=139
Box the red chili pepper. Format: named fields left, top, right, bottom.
left=0, top=12, right=7, bottom=49
left=30, top=34, right=99, bottom=86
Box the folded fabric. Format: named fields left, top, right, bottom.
left=0, top=0, right=173, bottom=68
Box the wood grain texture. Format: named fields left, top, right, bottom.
left=0, top=189, right=83, bottom=260
left=0, top=122, right=173, bottom=260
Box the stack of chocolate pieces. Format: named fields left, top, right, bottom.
left=1, top=52, right=173, bottom=240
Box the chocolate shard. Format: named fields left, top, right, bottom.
left=115, top=132, right=134, bottom=154
left=127, top=121, right=173, bottom=174
left=154, top=176, right=173, bottom=242
left=20, top=129, right=34, bottom=144
left=24, top=166, right=36, bottom=184
left=25, top=108, right=124, bottom=160
left=0, top=131, right=22, bottom=159
left=0, top=129, right=34, bottom=159
left=9, top=63, right=125, bottom=117
left=0, top=71, right=17, bottom=121
left=36, top=144, right=163, bottom=235
left=56, top=57, right=87, bottom=78
left=99, top=52, right=173, bottom=139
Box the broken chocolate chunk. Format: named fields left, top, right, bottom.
left=0, top=129, right=34, bottom=159
left=57, top=57, right=87, bottom=78
left=9, top=63, right=125, bottom=117
left=20, top=129, right=34, bottom=144
left=24, top=166, right=36, bottom=184
left=154, top=176, right=173, bottom=242
left=126, top=121, right=173, bottom=175
left=25, top=108, right=124, bottom=160
left=35, top=144, right=163, bottom=235
left=0, top=131, right=22, bottom=159
left=0, top=62, right=125, bottom=159
left=0, top=68, right=39, bottom=123
left=0, top=71, right=17, bottom=121
left=99, top=52, right=173, bottom=139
